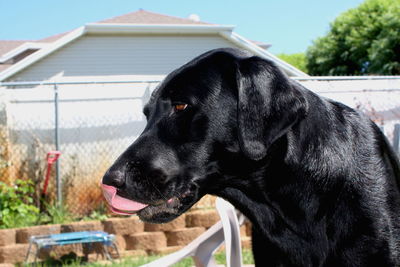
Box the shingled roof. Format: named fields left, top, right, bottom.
left=99, top=9, right=212, bottom=25
left=39, top=31, right=71, bottom=43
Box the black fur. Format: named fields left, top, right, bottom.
left=103, top=48, right=400, bottom=266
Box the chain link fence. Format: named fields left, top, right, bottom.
left=0, top=77, right=399, bottom=216
left=0, top=81, right=159, bottom=215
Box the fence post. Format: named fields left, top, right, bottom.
left=54, top=83, right=62, bottom=206
left=393, top=124, right=400, bottom=156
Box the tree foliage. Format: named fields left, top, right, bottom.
left=306, top=0, right=400, bottom=75
left=277, top=53, right=308, bottom=73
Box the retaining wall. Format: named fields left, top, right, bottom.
left=0, top=209, right=252, bottom=265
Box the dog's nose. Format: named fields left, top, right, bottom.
left=102, top=167, right=126, bottom=188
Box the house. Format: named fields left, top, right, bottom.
left=0, top=9, right=307, bottom=82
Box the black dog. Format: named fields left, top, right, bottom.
left=102, top=48, right=400, bottom=266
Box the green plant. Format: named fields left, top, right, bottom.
left=81, top=203, right=109, bottom=222
left=0, top=180, right=40, bottom=228
left=38, top=203, right=75, bottom=225
left=277, top=53, right=308, bottom=73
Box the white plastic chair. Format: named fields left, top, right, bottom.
left=140, top=198, right=246, bottom=267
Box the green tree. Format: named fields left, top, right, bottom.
left=277, top=53, right=308, bottom=73
left=306, top=0, right=400, bottom=75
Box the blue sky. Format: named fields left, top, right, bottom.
left=0, top=0, right=364, bottom=54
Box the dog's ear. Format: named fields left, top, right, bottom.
left=236, top=56, right=308, bottom=160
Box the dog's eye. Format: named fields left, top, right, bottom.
left=173, top=104, right=188, bottom=112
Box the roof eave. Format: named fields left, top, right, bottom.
left=0, top=27, right=86, bottom=81
left=85, top=23, right=235, bottom=34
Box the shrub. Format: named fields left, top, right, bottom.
left=0, top=180, right=40, bottom=228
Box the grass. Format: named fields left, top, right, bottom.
left=28, top=249, right=254, bottom=267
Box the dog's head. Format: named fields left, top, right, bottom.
left=101, top=48, right=308, bottom=223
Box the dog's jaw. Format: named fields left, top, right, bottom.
left=137, top=188, right=200, bottom=223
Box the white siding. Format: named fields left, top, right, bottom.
left=9, top=34, right=237, bottom=82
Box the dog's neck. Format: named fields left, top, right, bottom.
left=208, top=134, right=324, bottom=240
left=207, top=136, right=289, bottom=224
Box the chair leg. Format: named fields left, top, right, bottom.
left=216, top=198, right=243, bottom=267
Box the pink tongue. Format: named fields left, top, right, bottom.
left=101, top=184, right=148, bottom=213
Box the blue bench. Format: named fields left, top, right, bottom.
left=25, top=231, right=119, bottom=263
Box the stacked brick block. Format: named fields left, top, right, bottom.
left=0, top=209, right=252, bottom=265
